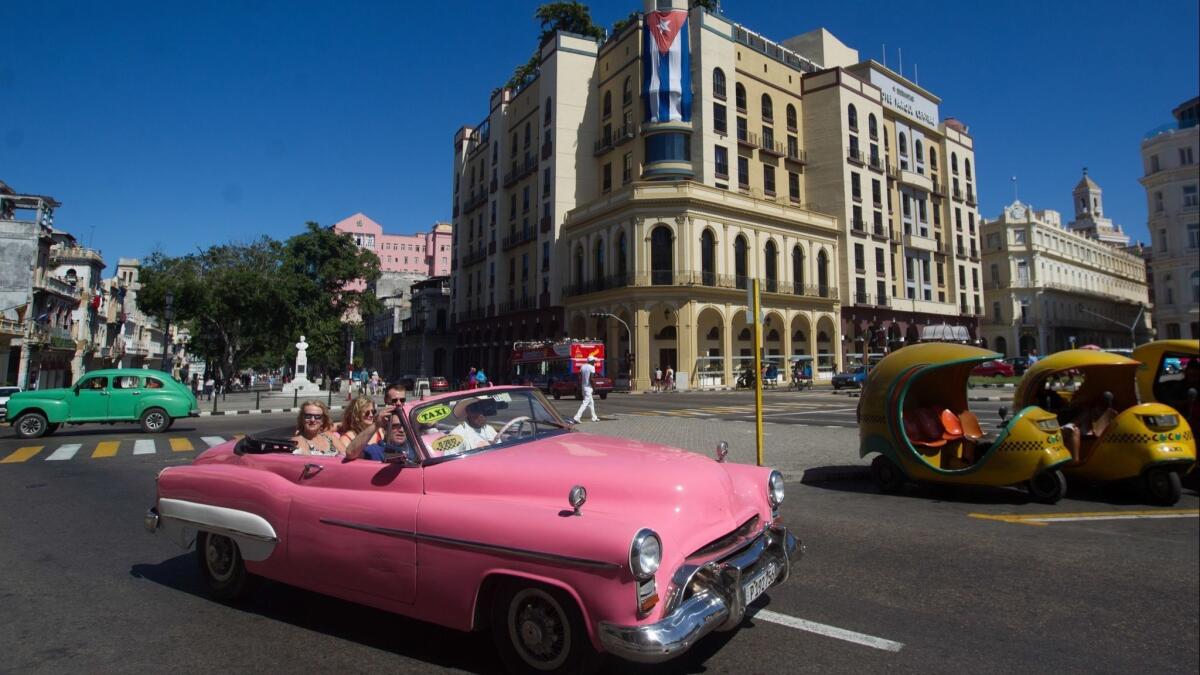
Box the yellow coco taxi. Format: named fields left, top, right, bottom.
left=858, top=343, right=1072, bottom=503
left=1132, top=339, right=1200, bottom=427
left=1014, top=349, right=1196, bottom=505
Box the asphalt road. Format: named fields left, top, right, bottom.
left=0, top=410, right=1195, bottom=674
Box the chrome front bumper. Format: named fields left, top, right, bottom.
left=598, top=525, right=803, bottom=664
left=144, top=507, right=160, bottom=533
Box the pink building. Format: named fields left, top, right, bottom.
left=332, top=213, right=452, bottom=277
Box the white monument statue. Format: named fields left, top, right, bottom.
left=282, top=335, right=319, bottom=394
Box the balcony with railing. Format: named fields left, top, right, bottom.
left=501, top=227, right=536, bottom=251
left=0, top=317, right=24, bottom=337
left=541, top=141, right=553, bottom=160
left=502, top=157, right=538, bottom=187
left=565, top=269, right=837, bottom=301
left=756, top=134, right=787, bottom=158
left=462, top=188, right=488, bottom=213
left=851, top=218, right=867, bottom=235
left=846, top=147, right=865, bottom=166
left=966, top=188, right=977, bottom=206
left=540, top=214, right=553, bottom=233
left=952, top=186, right=963, bottom=201
left=460, top=246, right=488, bottom=267
left=33, top=271, right=81, bottom=300
left=563, top=274, right=632, bottom=297
left=868, top=154, right=883, bottom=172
left=871, top=222, right=888, bottom=240
left=497, top=297, right=538, bottom=314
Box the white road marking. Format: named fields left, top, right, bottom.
left=750, top=608, right=905, bottom=652
left=45, top=443, right=82, bottom=461
left=201, top=436, right=227, bottom=447
left=133, top=439, right=157, bottom=455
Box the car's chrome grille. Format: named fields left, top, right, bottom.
left=688, top=515, right=760, bottom=560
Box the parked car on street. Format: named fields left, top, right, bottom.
left=144, top=386, right=801, bottom=673
left=0, top=386, right=21, bottom=418
left=6, top=369, right=199, bottom=439
left=1003, top=356, right=1031, bottom=376
left=549, top=371, right=614, bottom=400
left=971, top=359, right=1016, bottom=378
left=831, top=365, right=869, bottom=390
left=429, top=376, right=450, bottom=392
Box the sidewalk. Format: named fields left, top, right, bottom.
left=195, top=389, right=352, bottom=416
left=573, top=413, right=866, bottom=483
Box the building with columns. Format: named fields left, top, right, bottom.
left=980, top=176, right=1152, bottom=356
left=451, top=1, right=986, bottom=389
left=1139, top=96, right=1199, bottom=339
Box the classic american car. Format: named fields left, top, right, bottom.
left=7, top=368, right=199, bottom=439
left=145, top=386, right=801, bottom=673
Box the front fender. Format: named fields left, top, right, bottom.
left=7, top=398, right=71, bottom=423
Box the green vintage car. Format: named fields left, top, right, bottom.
left=6, top=369, right=200, bottom=439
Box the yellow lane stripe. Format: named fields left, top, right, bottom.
left=970, top=509, right=1200, bottom=527
left=169, top=437, right=194, bottom=452
left=1, top=446, right=44, bottom=463
left=92, top=441, right=120, bottom=458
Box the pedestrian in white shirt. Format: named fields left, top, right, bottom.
left=569, top=356, right=600, bottom=423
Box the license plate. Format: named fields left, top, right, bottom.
left=742, top=561, right=779, bottom=606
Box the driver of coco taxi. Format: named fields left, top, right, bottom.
left=444, top=397, right=499, bottom=453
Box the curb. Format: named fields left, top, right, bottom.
left=198, top=406, right=345, bottom=417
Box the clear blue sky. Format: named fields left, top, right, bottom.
left=4, top=0, right=1197, bottom=262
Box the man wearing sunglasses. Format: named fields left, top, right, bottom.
left=344, top=405, right=414, bottom=462
left=384, top=384, right=407, bottom=407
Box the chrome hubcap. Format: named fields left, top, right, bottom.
left=147, top=412, right=164, bottom=430
left=205, top=535, right=235, bottom=582
left=508, top=588, right=569, bottom=670
left=18, top=417, right=43, bottom=435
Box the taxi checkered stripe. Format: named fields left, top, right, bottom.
left=1105, top=433, right=1154, bottom=444
left=996, top=440, right=1046, bottom=452
left=1183, top=430, right=1194, bottom=441
left=861, top=414, right=887, bottom=425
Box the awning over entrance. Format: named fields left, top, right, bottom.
left=920, top=324, right=971, bottom=342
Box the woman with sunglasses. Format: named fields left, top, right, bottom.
left=337, top=396, right=384, bottom=445
left=292, top=400, right=346, bottom=456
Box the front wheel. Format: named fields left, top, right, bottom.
left=14, top=412, right=49, bottom=439
left=140, top=407, right=169, bottom=433
left=491, top=580, right=600, bottom=675
left=1142, top=467, right=1182, bottom=506
left=871, top=455, right=906, bottom=494
left=598, top=392, right=607, bottom=400
left=553, top=391, right=562, bottom=400
left=1028, top=469, right=1068, bottom=504
left=196, top=532, right=259, bottom=602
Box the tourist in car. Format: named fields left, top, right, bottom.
left=292, top=401, right=346, bottom=456
left=337, top=396, right=383, bottom=445
left=344, top=405, right=414, bottom=462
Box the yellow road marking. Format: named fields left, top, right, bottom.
left=92, top=441, right=120, bottom=458
left=169, top=437, right=194, bottom=452
left=1, top=446, right=44, bottom=463
left=970, top=509, right=1200, bottom=527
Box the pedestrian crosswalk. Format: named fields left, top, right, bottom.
left=0, top=435, right=240, bottom=464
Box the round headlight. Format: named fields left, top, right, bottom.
left=629, top=529, right=662, bottom=580
left=768, top=470, right=785, bottom=508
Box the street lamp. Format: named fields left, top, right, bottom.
left=161, top=290, right=174, bottom=372
left=1076, top=303, right=1144, bottom=349
left=590, top=312, right=631, bottom=382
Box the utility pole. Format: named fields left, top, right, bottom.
left=1077, top=303, right=1145, bottom=349
left=751, top=279, right=764, bottom=466
left=590, top=312, right=632, bottom=387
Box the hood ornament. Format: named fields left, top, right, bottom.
left=568, top=485, right=587, bottom=516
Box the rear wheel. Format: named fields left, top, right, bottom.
left=598, top=393, right=607, bottom=400
left=553, top=391, right=561, bottom=400
left=1142, top=467, right=1182, bottom=506
left=140, top=407, right=169, bottom=433
left=491, top=580, right=600, bottom=675
left=14, top=412, right=49, bottom=439
left=196, top=532, right=258, bottom=602
left=1028, top=469, right=1068, bottom=504
left=871, top=455, right=906, bottom=494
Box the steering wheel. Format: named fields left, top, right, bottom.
left=494, top=416, right=533, bottom=444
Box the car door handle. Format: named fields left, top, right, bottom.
left=131, top=391, right=140, bottom=395
left=301, top=463, right=324, bottom=479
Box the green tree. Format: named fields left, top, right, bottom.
left=139, top=239, right=292, bottom=385
left=280, top=222, right=382, bottom=377
left=508, top=2, right=606, bottom=90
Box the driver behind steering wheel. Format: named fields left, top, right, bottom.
left=447, top=398, right=499, bottom=451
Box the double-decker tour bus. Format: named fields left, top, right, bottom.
left=509, top=339, right=613, bottom=399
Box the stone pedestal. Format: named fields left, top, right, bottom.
left=282, top=335, right=319, bottom=394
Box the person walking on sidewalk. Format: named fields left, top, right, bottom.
left=665, top=365, right=675, bottom=392
left=653, top=365, right=662, bottom=393
left=568, top=356, right=600, bottom=424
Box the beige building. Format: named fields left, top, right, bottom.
left=1139, top=96, right=1199, bottom=339
left=451, top=1, right=986, bottom=389
left=981, top=183, right=1151, bottom=356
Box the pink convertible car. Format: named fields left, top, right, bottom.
left=145, top=386, right=801, bottom=673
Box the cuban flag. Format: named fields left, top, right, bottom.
left=642, top=10, right=691, bottom=123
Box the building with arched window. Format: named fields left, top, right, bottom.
left=980, top=187, right=1151, bottom=355
left=450, top=0, right=998, bottom=387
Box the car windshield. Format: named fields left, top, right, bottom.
left=409, top=388, right=568, bottom=460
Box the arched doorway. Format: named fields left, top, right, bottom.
left=649, top=305, right=678, bottom=382
left=995, top=336, right=1008, bottom=356
left=1019, top=334, right=1037, bottom=356
left=696, top=306, right=726, bottom=387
